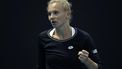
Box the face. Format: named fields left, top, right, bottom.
left=47, top=2, right=69, bottom=28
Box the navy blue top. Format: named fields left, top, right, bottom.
left=37, top=27, right=102, bottom=69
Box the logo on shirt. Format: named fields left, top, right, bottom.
left=92, top=49, right=98, bottom=54
left=68, top=46, right=74, bottom=49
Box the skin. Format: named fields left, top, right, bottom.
left=47, top=2, right=98, bottom=69
left=78, top=50, right=98, bottom=69
left=47, top=2, right=72, bottom=40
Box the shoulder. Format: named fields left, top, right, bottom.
left=75, top=27, right=90, bottom=38
left=38, top=29, right=51, bottom=38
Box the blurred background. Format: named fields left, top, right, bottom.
left=2, top=0, right=118, bottom=69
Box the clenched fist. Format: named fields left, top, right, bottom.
left=78, top=50, right=89, bottom=63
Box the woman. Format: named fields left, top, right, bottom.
left=38, top=0, right=102, bottom=69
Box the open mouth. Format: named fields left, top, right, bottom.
left=51, top=21, right=57, bottom=24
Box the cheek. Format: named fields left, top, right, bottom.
left=48, top=16, right=52, bottom=21
left=58, top=14, right=67, bottom=20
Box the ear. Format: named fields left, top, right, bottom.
left=65, top=11, right=70, bottom=19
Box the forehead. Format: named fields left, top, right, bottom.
left=48, top=2, right=64, bottom=11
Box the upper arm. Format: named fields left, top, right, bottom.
left=37, top=34, right=45, bottom=69
left=83, top=35, right=102, bottom=69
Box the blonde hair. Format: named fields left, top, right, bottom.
left=47, top=0, right=72, bottom=22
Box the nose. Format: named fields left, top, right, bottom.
left=49, top=13, right=55, bottom=21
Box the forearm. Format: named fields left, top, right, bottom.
left=84, top=58, right=98, bottom=69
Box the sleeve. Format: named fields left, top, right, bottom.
left=37, top=34, right=46, bottom=69
left=83, top=35, right=102, bottom=69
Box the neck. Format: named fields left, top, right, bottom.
left=53, top=24, right=72, bottom=40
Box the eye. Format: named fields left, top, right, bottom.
left=48, top=12, right=51, bottom=16
left=48, top=11, right=59, bottom=16
left=53, top=11, right=59, bottom=15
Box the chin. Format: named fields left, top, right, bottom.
left=51, top=25, right=57, bottom=28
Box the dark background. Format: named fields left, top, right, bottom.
left=2, top=0, right=118, bottom=69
